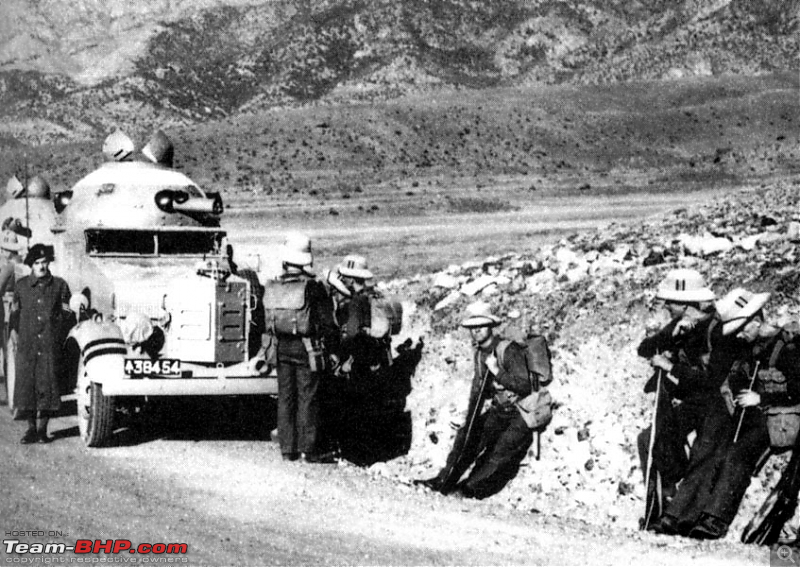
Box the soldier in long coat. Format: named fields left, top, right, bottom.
left=12, top=244, right=71, bottom=444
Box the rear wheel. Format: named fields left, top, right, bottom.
left=77, top=370, right=116, bottom=447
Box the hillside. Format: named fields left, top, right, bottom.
left=376, top=176, right=800, bottom=543
left=0, top=73, right=798, bottom=224
left=0, top=0, right=797, bottom=145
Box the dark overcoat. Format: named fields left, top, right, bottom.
left=12, top=273, right=71, bottom=417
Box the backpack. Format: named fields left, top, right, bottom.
left=496, top=335, right=554, bottom=429
left=497, top=335, right=553, bottom=388
left=262, top=276, right=313, bottom=336
left=761, top=336, right=800, bottom=448
left=369, top=298, right=403, bottom=339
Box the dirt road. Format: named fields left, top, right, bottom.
left=226, top=188, right=731, bottom=279
left=0, top=404, right=768, bottom=566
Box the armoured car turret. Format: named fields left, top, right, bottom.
left=0, top=174, right=60, bottom=252
left=4, top=131, right=275, bottom=447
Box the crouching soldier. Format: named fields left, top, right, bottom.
left=415, top=301, right=534, bottom=499
left=638, top=268, right=717, bottom=527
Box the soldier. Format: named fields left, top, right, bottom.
left=12, top=244, right=71, bottom=444
left=651, top=288, right=754, bottom=536
left=335, top=255, right=378, bottom=383
left=264, top=233, right=339, bottom=463
left=686, top=289, right=796, bottom=540
left=637, top=269, right=716, bottom=526
left=0, top=223, right=27, bottom=329
left=415, top=301, right=533, bottom=499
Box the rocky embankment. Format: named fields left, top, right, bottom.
left=372, top=179, right=800, bottom=541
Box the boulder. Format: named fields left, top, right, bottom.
left=461, top=274, right=496, bottom=296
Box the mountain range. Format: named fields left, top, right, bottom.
left=0, top=0, right=797, bottom=145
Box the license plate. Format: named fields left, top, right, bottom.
left=124, top=358, right=181, bottom=376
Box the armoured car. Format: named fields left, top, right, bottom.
left=4, top=131, right=275, bottom=446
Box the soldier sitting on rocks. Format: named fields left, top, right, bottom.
left=637, top=268, right=718, bottom=527
left=650, top=288, right=760, bottom=537
left=414, top=301, right=534, bottom=499
left=682, top=289, right=800, bottom=540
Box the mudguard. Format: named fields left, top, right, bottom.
left=68, top=319, right=127, bottom=385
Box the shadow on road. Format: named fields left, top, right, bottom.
left=119, top=396, right=278, bottom=445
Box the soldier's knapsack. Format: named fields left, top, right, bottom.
left=369, top=297, right=403, bottom=339
left=262, top=276, right=314, bottom=336
left=496, top=335, right=554, bottom=429
left=497, top=335, right=553, bottom=388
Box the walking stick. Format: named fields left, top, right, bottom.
left=733, top=361, right=760, bottom=444
left=642, top=367, right=662, bottom=530
left=533, top=364, right=541, bottom=461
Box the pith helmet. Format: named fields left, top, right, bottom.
left=102, top=130, right=135, bottom=162
left=0, top=230, right=23, bottom=253
left=142, top=130, right=175, bottom=168
left=2, top=217, right=31, bottom=238
left=338, top=254, right=373, bottom=280
left=461, top=301, right=501, bottom=328
left=69, top=293, right=89, bottom=314
left=281, top=232, right=313, bottom=267
left=6, top=175, right=24, bottom=199
left=323, top=268, right=351, bottom=297
left=716, top=288, right=771, bottom=336
left=26, top=175, right=51, bottom=199
left=656, top=268, right=715, bottom=303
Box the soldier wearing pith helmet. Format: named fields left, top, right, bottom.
left=264, top=232, right=339, bottom=463
left=639, top=268, right=719, bottom=529
left=682, top=288, right=792, bottom=540
left=646, top=278, right=748, bottom=536
left=415, top=301, right=533, bottom=498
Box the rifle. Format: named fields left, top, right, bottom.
left=733, top=361, right=760, bottom=443
left=437, top=365, right=492, bottom=491
left=642, top=367, right=663, bottom=530
left=533, top=365, right=541, bottom=461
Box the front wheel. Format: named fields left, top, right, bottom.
left=77, top=371, right=116, bottom=447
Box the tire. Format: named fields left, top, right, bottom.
left=77, top=375, right=116, bottom=447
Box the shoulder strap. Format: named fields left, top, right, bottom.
left=706, top=317, right=719, bottom=353
left=495, top=339, right=512, bottom=371
left=769, top=339, right=786, bottom=369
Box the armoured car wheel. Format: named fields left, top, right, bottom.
left=77, top=376, right=115, bottom=447
left=3, top=333, right=17, bottom=412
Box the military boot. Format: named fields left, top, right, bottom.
left=20, top=419, right=37, bottom=444
left=36, top=417, right=51, bottom=444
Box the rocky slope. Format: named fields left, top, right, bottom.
left=372, top=178, right=800, bottom=542
left=0, top=0, right=797, bottom=144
